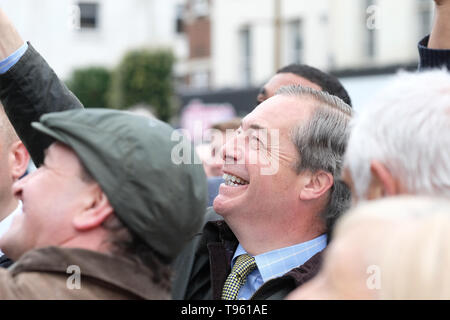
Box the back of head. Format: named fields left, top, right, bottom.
left=277, top=64, right=352, bottom=106
left=345, top=69, right=450, bottom=199
left=334, top=196, right=450, bottom=299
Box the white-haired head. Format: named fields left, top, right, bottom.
left=344, top=69, right=450, bottom=200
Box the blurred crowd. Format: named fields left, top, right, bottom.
left=0, top=0, right=448, bottom=301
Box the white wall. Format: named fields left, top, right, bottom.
left=211, top=0, right=430, bottom=89
left=211, top=0, right=274, bottom=88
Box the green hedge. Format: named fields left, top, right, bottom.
left=66, top=67, right=112, bottom=109
left=67, top=48, right=175, bottom=121
left=109, top=49, right=175, bottom=122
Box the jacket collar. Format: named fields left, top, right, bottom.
left=283, top=250, right=324, bottom=286
left=203, top=219, right=324, bottom=299
left=9, top=246, right=170, bottom=299
left=250, top=250, right=324, bottom=300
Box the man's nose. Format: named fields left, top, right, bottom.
left=221, top=135, right=243, bottom=165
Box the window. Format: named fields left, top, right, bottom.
left=239, top=27, right=252, bottom=87
left=365, top=0, right=377, bottom=59
left=285, top=20, right=303, bottom=65
left=176, top=4, right=185, bottom=34
left=366, top=26, right=375, bottom=59
left=192, top=0, right=209, bottom=18
left=78, top=2, right=98, bottom=29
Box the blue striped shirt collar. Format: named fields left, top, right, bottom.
left=232, top=234, right=327, bottom=283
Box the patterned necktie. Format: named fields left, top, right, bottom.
left=221, top=254, right=257, bottom=300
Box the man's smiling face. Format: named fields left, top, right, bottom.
left=213, top=94, right=315, bottom=227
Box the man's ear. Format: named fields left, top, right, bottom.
left=367, top=160, right=400, bottom=199
left=9, top=141, right=30, bottom=181
left=299, top=170, right=334, bottom=201
left=73, top=186, right=114, bottom=231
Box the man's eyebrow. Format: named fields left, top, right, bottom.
left=249, top=124, right=266, bottom=130
left=241, top=120, right=266, bottom=131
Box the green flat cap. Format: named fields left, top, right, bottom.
left=32, top=108, right=207, bottom=261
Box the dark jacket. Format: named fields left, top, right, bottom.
left=172, top=207, right=323, bottom=300
left=0, top=43, right=83, bottom=166
left=418, top=35, right=450, bottom=69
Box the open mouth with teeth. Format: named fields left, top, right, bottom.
left=223, top=173, right=250, bottom=187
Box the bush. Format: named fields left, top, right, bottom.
left=66, top=67, right=112, bottom=109
left=109, top=48, right=175, bottom=121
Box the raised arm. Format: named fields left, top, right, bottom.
left=0, top=9, right=83, bottom=165
left=418, top=0, right=450, bottom=69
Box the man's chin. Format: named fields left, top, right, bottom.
left=212, top=196, right=226, bottom=216
left=0, top=235, right=8, bottom=252
left=213, top=182, right=250, bottom=217
left=0, top=235, right=23, bottom=261
left=213, top=194, right=237, bottom=218
left=213, top=194, right=240, bottom=218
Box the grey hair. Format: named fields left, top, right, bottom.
left=276, top=85, right=353, bottom=236
left=345, top=69, right=450, bottom=200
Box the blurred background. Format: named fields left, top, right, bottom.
left=0, top=0, right=433, bottom=132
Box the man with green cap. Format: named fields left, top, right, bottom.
left=0, top=107, right=207, bottom=299
left=0, top=9, right=208, bottom=299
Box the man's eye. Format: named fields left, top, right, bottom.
left=249, top=135, right=261, bottom=149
